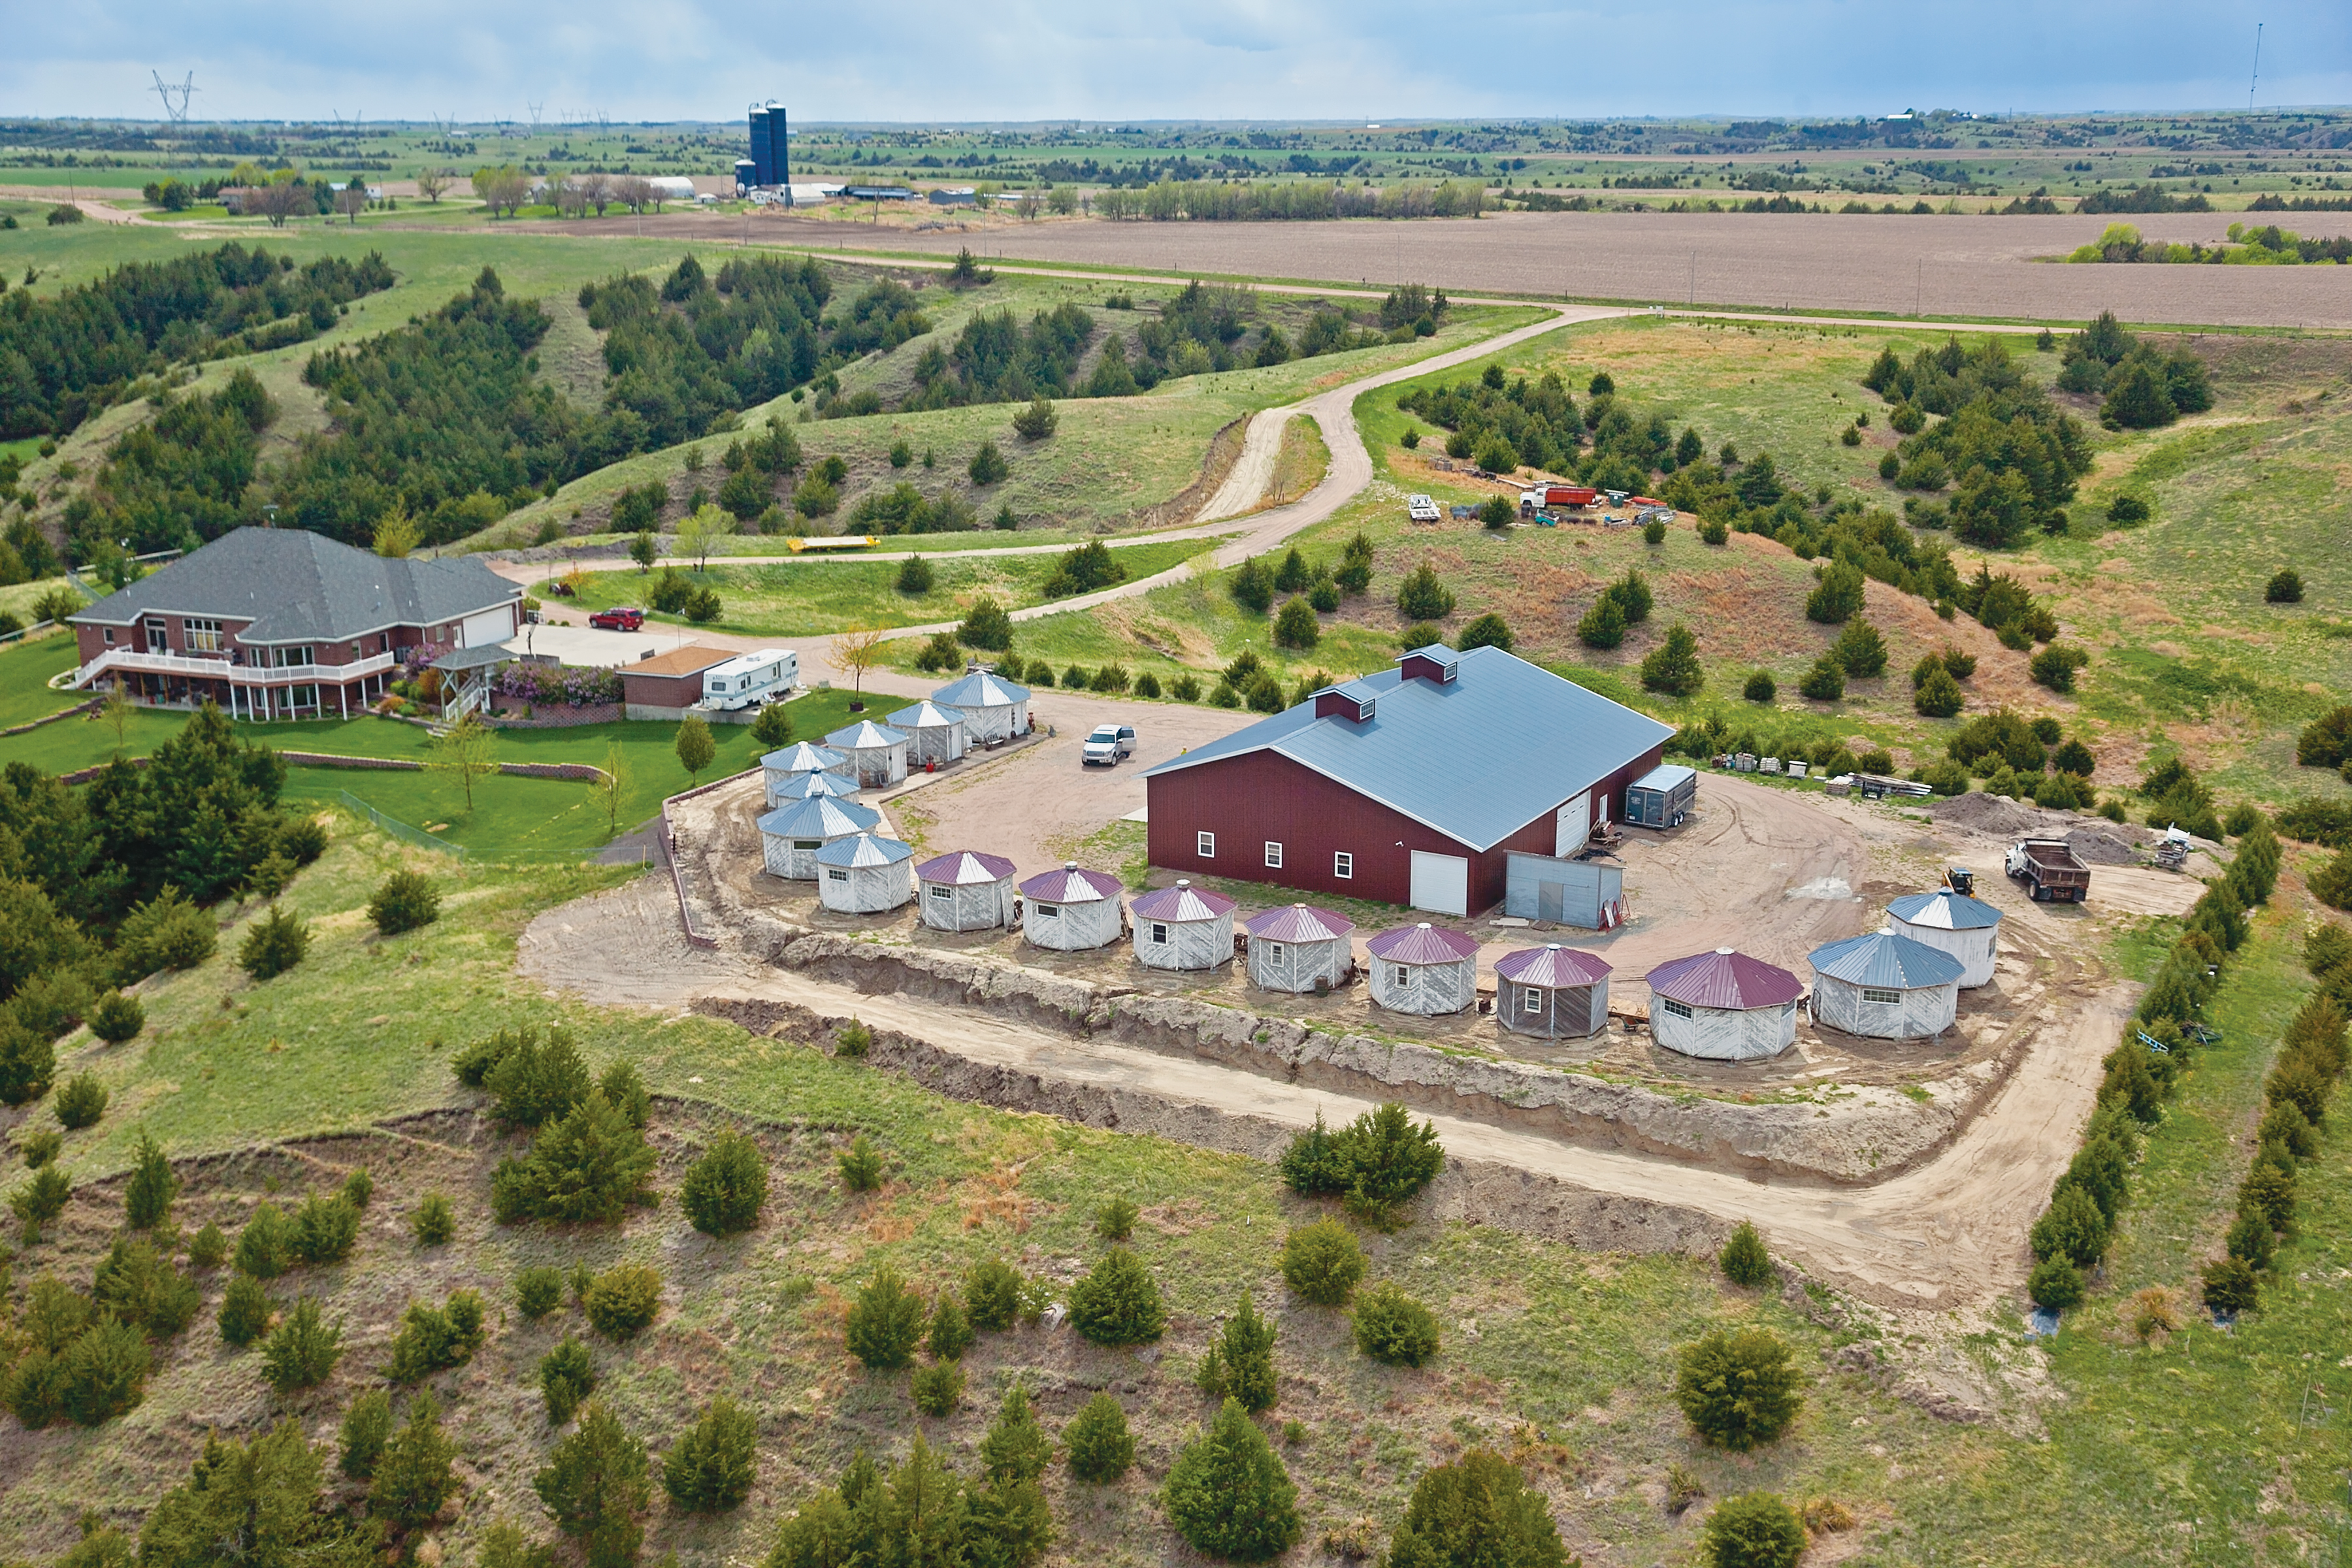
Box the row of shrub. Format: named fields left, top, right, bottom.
left=2024, top=819, right=2283, bottom=1314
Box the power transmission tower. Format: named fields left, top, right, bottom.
left=527, top=101, right=545, bottom=131
left=150, top=71, right=197, bottom=181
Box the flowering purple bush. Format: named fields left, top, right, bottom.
left=495, top=663, right=624, bottom=707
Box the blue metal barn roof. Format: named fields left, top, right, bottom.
left=1141, top=646, right=1674, bottom=852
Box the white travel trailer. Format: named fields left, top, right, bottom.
left=702, top=649, right=796, bottom=711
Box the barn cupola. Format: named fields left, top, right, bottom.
left=1314, top=680, right=1380, bottom=723
left=1397, top=646, right=1460, bottom=686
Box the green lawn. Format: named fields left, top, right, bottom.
left=566, top=537, right=1213, bottom=638
left=0, top=630, right=79, bottom=728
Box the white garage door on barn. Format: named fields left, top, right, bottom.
left=1409, top=851, right=1469, bottom=917
left=1554, top=791, right=1590, bottom=857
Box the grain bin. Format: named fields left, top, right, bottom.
left=915, top=851, right=1017, bottom=932
left=1366, top=923, right=1480, bottom=1016
left=1885, top=887, right=2002, bottom=988
left=814, top=832, right=917, bottom=915
left=825, top=719, right=910, bottom=789
left=1018, top=862, right=1124, bottom=951
left=756, top=794, right=881, bottom=879
left=1130, top=880, right=1237, bottom=971
left=887, top=699, right=968, bottom=766
left=1806, top=930, right=1963, bottom=1040
left=931, top=668, right=1032, bottom=744
left=1494, top=945, right=1612, bottom=1039
left=1643, top=948, right=1803, bottom=1060
left=1243, top=904, right=1356, bottom=994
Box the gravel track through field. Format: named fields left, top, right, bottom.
left=1194, top=408, right=1293, bottom=521
left=519, top=861, right=2125, bottom=1311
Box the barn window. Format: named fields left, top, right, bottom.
left=1863, top=987, right=1901, bottom=1005
left=1264, top=841, right=1283, bottom=868
left=1521, top=989, right=1543, bottom=1015
left=826, top=869, right=849, bottom=882
left=1333, top=851, right=1352, bottom=879
left=1197, top=831, right=1215, bottom=858
left=929, top=885, right=952, bottom=900
left=1662, top=998, right=1693, bottom=1020
left=1036, top=904, right=1060, bottom=919
left=1150, top=923, right=1169, bottom=945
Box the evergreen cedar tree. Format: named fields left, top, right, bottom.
left=959, top=595, right=1014, bottom=650
left=1274, top=597, right=1320, bottom=650
left=968, top=440, right=1009, bottom=485
left=751, top=700, right=794, bottom=748
left=2029, top=1256, right=2086, bottom=1310
left=1196, top=1292, right=1279, bottom=1411
left=1385, top=1448, right=1571, bottom=1568
left=1674, top=1328, right=1804, bottom=1450
left=681, top=1128, right=769, bottom=1237
left=847, top=1266, right=926, bottom=1369
left=766, top=1431, right=1053, bottom=1568
left=1456, top=613, right=1513, bottom=652
left=1095, top=1196, right=1139, bottom=1241
left=1742, top=670, right=1776, bottom=704
left=1718, top=1221, right=1772, bottom=1288
left=366, top=870, right=440, bottom=936
left=911, top=1362, right=966, bottom=1416
left=140, top=1421, right=376, bottom=1568
left=1577, top=591, right=1627, bottom=649
left=1396, top=563, right=1455, bottom=622
left=216, top=1273, right=270, bottom=1347
left=981, top=1385, right=1054, bottom=1486
left=928, top=1293, right=975, bottom=1362
left=1703, top=1492, right=1807, bottom=1568
left=966, top=1259, right=1024, bottom=1331
left=1164, top=1397, right=1301, bottom=1562
left=1351, top=1282, right=1443, bottom=1367
left=1641, top=624, right=1705, bottom=697
left=340, top=1389, right=393, bottom=1480
left=1280, top=1103, right=1446, bottom=1218
left=1043, top=538, right=1123, bottom=597
left=583, top=1266, right=662, bottom=1339
left=542, top=1335, right=597, bottom=1424
left=1066, top=1247, right=1166, bottom=1345
left=1806, top=562, right=1866, bottom=625
left=260, top=1298, right=343, bottom=1393
left=55, top=1072, right=108, bottom=1128
left=517, top=1266, right=566, bottom=1319
left=1064, top=1394, right=1136, bottom=1482
left=1832, top=618, right=1887, bottom=679
left=1281, top=1218, right=1366, bottom=1307
left=2267, top=569, right=2304, bottom=604
left=662, top=1397, right=759, bottom=1512
left=1798, top=654, right=1846, bottom=702
left=534, top=1401, right=651, bottom=1568
left=838, top=1133, right=885, bottom=1191
left=410, top=1193, right=455, bottom=1245
left=90, top=991, right=145, bottom=1045
left=238, top=906, right=310, bottom=981
left=387, top=1291, right=485, bottom=1382
left=492, top=1090, right=657, bottom=1224
left=370, top=1392, right=459, bottom=1534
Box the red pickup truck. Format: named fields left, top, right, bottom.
left=588, top=606, right=646, bottom=632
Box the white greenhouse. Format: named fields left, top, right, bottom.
left=1244, top=904, right=1357, bottom=994
left=1643, top=949, right=1805, bottom=1061
left=761, top=742, right=852, bottom=806
left=932, top=668, right=1032, bottom=744
left=1494, top=945, right=1612, bottom=1039
left=825, top=719, right=911, bottom=789
left=915, top=850, right=1019, bottom=932
left=887, top=700, right=968, bottom=767
left=1885, top=887, right=2003, bottom=988
left=814, top=832, right=917, bottom=915
left=1018, top=862, right=1124, bottom=951
left=1807, top=930, right=1964, bottom=1040
left=1366, top=923, right=1480, bottom=1016
left=756, top=794, right=882, bottom=879
left=1130, top=880, right=1237, bottom=971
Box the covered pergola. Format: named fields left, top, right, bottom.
left=429, top=643, right=516, bottom=722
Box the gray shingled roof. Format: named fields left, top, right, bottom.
left=1142, top=645, right=1675, bottom=851
left=68, top=527, right=518, bottom=644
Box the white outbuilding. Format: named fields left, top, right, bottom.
left=1243, top=904, right=1356, bottom=994
left=931, top=669, right=1032, bottom=745
left=1130, top=880, right=1237, bottom=971
left=761, top=742, right=853, bottom=805
left=1494, top=945, right=1612, bottom=1039
left=1643, top=948, right=1805, bottom=1061
left=768, top=768, right=862, bottom=806
left=1885, top=888, right=2003, bottom=988
left=1018, top=862, right=1124, bottom=951
left=825, top=720, right=911, bottom=789
left=757, top=794, right=882, bottom=879
left=1806, top=930, right=1964, bottom=1040
left=814, top=832, right=917, bottom=915
left=1366, top=923, right=1480, bottom=1016
left=915, top=851, right=1018, bottom=932
left=887, top=700, right=968, bottom=768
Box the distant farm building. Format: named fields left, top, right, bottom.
left=815, top=833, right=916, bottom=914
left=1494, top=945, right=1612, bottom=1039
left=1243, top=904, right=1356, bottom=994
left=1807, top=930, right=1963, bottom=1039
left=1644, top=949, right=1803, bottom=1060
left=1130, top=881, right=1237, bottom=972
left=757, top=795, right=880, bottom=879
left=916, top=851, right=1017, bottom=932
left=1143, top=646, right=1673, bottom=916
left=1367, top=923, right=1480, bottom=1015
left=1019, top=863, right=1124, bottom=951
left=1885, top=888, right=2002, bottom=988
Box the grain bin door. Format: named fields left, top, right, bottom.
left=1409, top=852, right=1469, bottom=917
left=1554, top=792, right=1590, bottom=857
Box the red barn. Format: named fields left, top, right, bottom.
left=1143, top=645, right=1673, bottom=916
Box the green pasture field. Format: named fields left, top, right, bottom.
left=564, top=538, right=1213, bottom=638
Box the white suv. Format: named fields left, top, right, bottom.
left=1083, top=725, right=1136, bottom=766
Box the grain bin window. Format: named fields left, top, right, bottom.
left=1392, top=966, right=1410, bottom=987
left=1036, top=904, right=1060, bottom=919
left=929, top=885, right=952, bottom=900
left=827, top=869, right=849, bottom=882
left=794, top=840, right=822, bottom=851
left=1197, top=831, right=1215, bottom=858
left=1521, top=989, right=1542, bottom=1015
left=1264, top=841, right=1283, bottom=869
left=1267, top=943, right=1284, bottom=962
left=1150, top=923, right=1169, bottom=945
left=1333, top=851, right=1352, bottom=879
left=1662, top=998, right=1693, bottom=1020
left=1863, top=987, right=1901, bottom=1005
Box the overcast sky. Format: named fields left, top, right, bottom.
left=8, top=1, right=2347, bottom=125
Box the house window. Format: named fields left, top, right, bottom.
left=827, top=869, right=849, bottom=882
left=1150, top=923, right=1169, bottom=945
left=1662, top=998, right=1694, bottom=1020
left=184, top=619, right=223, bottom=654
left=274, top=645, right=315, bottom=668
left=1333, top=851, right=1352, bottom=879
left=1862, top=987, right=1901, bottom=1005
left=1264, top=841, right=1283, bottom=869
left=289, top=685, right=316, bottom=709
left=1036, top=904, right=1060, bottom=919
left=380, top=634, right=391, bottom=654
left=1197, top=831, right=1215, bottom=858
left=103, top=629, right=116, bottom=645
left=1391, top=966, right=1411, bottom=988
left=1522, top=989, right=1543, bottom=1015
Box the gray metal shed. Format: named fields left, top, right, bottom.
left=761, top=742, right=853, bottom=805
left=1366, top=923, right=1480, bottom=1015
left=1503, top=854, right=1625, bottom=928
left=1018, top=862, right=1124, bottom=951
left=767, top=769, right=862, bottom=806
left=825, top=719, right=910, bottom=788
left=887, top=700, right=967, bottom=767
left=931, top=669, right=1032, bottom=743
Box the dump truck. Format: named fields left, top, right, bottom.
left=2006, top=838, right=2090, bottom=902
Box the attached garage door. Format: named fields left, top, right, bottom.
left=460, top=608, right=514, bottom=649
left=1409, top=851, right=1469, bottom=917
